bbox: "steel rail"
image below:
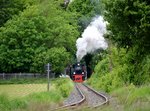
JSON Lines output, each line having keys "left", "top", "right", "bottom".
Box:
{"left": 50, "top": 83, "right": 86, "bottom": 111}
{"left": 50, "top": 83, "right": 109, "bottom": 111}
{"left": 82, "top": 83, "right": 109, "bottom": 107}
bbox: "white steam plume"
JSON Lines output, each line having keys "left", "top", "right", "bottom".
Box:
{"left": 76, "top": 16, "right": 108, "bottom": 62}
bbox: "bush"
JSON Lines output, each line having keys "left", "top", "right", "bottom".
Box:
{"left": 54, "top": 78, "right": 73, "bottom": 98}
{"left": 88, "top": 55, "right": 124, "bottom": 92}
{"left": 88, "top": 45, "right": 150, "bottom": 93}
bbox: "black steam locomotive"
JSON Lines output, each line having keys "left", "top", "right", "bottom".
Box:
{"left": 69, "top": 62, "right": 86, "bottom": 82}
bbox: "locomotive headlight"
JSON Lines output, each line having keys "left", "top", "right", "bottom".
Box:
{"left": 73, "top": 72, "right": 75, "bottom": 74}
{"left": 82, "top": 72, "right": 84, "bottom": 74}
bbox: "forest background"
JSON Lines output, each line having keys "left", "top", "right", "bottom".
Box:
{"left": 0, "top": 0, "right": 150, "bottom": 88}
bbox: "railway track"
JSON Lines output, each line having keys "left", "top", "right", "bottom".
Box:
{"left": 80, "top": 83, "right": 109, "bottom": 107}
{"left": 51, "top": 83, "right": 109, "bottom": 111}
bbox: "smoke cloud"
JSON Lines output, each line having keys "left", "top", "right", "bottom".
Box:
{"left": 76, "top": 16, "right": 108, "bottom": 62}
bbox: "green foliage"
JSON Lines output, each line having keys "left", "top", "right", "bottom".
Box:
{"left": 68, "top": 0, "right": 104, "bottom": 31}
{"left": 102, "top": 0, "right": 150, "bottom": 85}
{"left": 118, "top": 50, "right": 150, "bottom": 85}
{"left": 57, "top": 82, "right": 73, "bottom": 98}
{"left": 88, "top": 66, "right": 124, "bottom": 92}
{"left": 94, "top": 56, "right": 109, "bottom": 75}
{"left": 85, "top": 0, "right": 150, "bottom": 86}
{"left": 48, "top": 48, "right": 70, "bottom": 73}
{"left": 0, "top": 15, "right": 50, "bottom": 72}
{"left": 0, "top": 0, "right": 27, "bottom": 27}
{"left": 0, "top": 0, "right": 79, "bottom": 73}
{"left": 88, "top": 48, "right": 124, "bottom": 92}
{"left": 88, "top": 44, "right": 150, "bottom": 91}
{"left": 132, "top": 54, "right": 150, "bottom": 85}
{"left": 54, "top": 78, "right": 73, "bottom": 98}
{"left": 68, "top": 0, "right": 95, "bottom": 16}
{"left": 103, "top": 0, "right": 150, "bottom": 59}
{"left": 31, "top": 47, "right": 71, "bottom": 73}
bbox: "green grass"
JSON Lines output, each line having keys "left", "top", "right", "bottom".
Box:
{"left": 0, "top": 78, "right": 47, "bottom": 84}
{"left": 0, "top": 84, "right": 48, "bottom": 98}
{"left": 111, "top": 84, "right": 150, "bottom": 104}
{"left": 0, "top": 94, "right": 28, "bottom": 111}
{"left": 110, "top": 84, "right": 150, "bottom": 111}
{"left": 0, "top": 78, "right": 73, "bottom": 111}
{"left": 27, "top": 91, "right": 62, "bottom": 103}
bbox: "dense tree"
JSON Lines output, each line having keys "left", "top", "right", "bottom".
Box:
{"left": 67, "top": 0, "right": 103, "bottom": 31}
{"left": 103, "top": 0, "right": 150, "bottom": 56}
{"left": 31, "top": 47, "right": 70, "bottom": 73}
{"left": 0, "top": 0, "right": 79, "bottom": 73}
{"left": 102, "top": 0, "right": 150, "bottom": 84}
{"left": 0, "top": 0, "right": 27, "bottom": 27}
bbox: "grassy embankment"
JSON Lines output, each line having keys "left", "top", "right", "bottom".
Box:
{"left": 86, "top": 47, "right": 150, "bottom": 111}
{"left": 0, "top": 78, "right": 73, "bottom": 111}
{"left": 109, "top": 84, "right": 150, "bottom": 111}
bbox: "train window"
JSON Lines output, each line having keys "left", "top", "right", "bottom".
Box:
{"left": 76, "top": 66, "right": 81, "bottom": 70}
{"left": 75, "top": 66, "right": 82, "bottom": 74}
